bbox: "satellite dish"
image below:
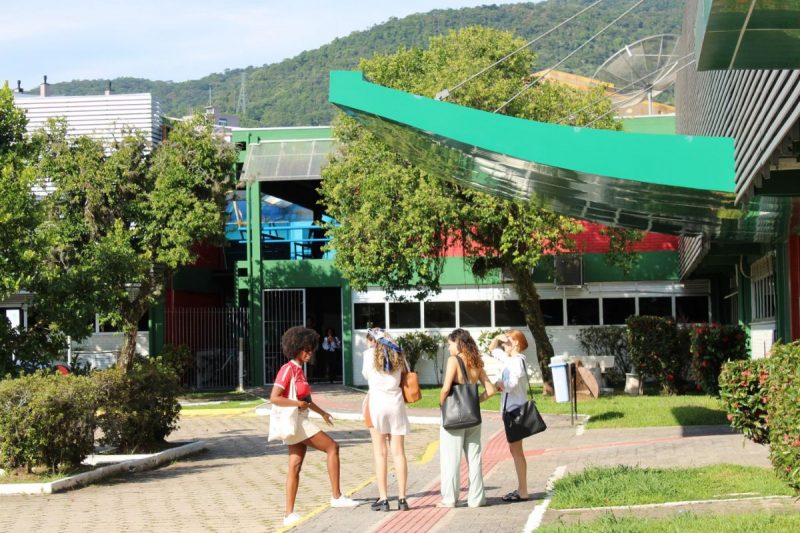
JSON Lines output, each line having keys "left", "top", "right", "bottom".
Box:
{"left": 593, "top": 34, "right": 680, "bottom": 115}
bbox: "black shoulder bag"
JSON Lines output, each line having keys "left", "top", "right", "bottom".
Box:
{"left": 441, "top": 355, "right": 482, "bottom": 430}
{"left": 502, "top": 358, "right": 547, "bottom": 442}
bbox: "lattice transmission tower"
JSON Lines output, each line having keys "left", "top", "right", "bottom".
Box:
{"left": 235, "top": 72, "right": 247, "bottom": 118}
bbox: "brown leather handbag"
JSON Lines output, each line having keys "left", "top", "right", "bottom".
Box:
{"left": 401, "top": 360, "right": 422, "bottom": 403}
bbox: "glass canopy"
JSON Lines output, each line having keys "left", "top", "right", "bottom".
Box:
{"left": 242, "top": 138, "right": 332, "bottom": 182}
{"left": 328, "top": 71, "right": 785, "bottom": 243}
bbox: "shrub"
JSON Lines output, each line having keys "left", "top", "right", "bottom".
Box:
{"left": 397, "top": 331, "right": 440, "bottom": 372}
{"left": 0, "top": 372, "right": 97, "bottom": 473}
{"left": 578, "top": 326, "right": 630, "bottom": 385}
{"left": 0, "top": 319, "right": 66, "bottom": 377}
{"left": 690, "top": 324, "right": 749, "bottom": 394}
{"left": 626, "top": 316, "right": 689, "bottom": 393}
{"left": 719, "top": 359, "right": 769, "bottom": 445}
{"left": 765, "top": 342, "right": 800, "bottom": 492}
{"left": 93, "top": 357, "right": 181, "bottom": 452}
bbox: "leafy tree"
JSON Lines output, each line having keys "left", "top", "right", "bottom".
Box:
{"left": 31, "top": 116, "right": 237, "bottom": 371}
{"left": 320, "top": 27, "right": 622, "bottom": 382}
{"left": 0, "top": 83, "right": 40, "bottom": 301}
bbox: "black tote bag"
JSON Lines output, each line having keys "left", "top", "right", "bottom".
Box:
{"left": 441, "top": 355, "right": 482, "bottom": 430}
{"left": 502, "top": 358, "right": 547, "bottom": 443}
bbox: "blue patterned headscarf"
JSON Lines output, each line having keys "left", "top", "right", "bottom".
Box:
{"left": 367, "top": 327, "right": 403, "bottom": 352}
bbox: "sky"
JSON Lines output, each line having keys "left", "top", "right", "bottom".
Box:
{"left": 3, "top": 0, "right": 533, "bottom": 90}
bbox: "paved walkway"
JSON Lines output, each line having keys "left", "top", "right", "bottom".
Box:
{"left": 1, "top": 385, "right": 796, "bottom": 532}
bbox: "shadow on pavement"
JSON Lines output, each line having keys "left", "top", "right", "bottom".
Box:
{"left": 671, "top": 405, "right": 730, "bottom": 436}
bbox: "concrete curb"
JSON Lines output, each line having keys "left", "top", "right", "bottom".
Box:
{"left": 0, "top": 440, "right": 207, "bottom": 495}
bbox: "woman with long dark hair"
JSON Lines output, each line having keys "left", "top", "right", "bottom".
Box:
{"left": 362, "top": 328, "right": 410, "bottom": 511}
{"left": 438, "top": 328, "right": 496, "bottom": 508}
{"left": 270, "top": 326, "right": 358, "bottom": 527}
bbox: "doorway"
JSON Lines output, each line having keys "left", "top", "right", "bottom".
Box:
{"left": 304, "top": 287, "right": 343, "bottom": 383}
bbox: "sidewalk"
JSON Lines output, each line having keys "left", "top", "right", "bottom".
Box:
{"left": 1, "top": 385, "right": 795, "bottom": 532}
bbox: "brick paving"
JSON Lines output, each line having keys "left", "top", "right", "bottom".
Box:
{"left": 2, "top": 385, "right": 797, "bottom": 532}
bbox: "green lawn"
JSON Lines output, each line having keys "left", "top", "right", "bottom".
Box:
{"left": 407, "top": 386, "right": 728, "bottom": 428}
{"left": 550, "top": 465, "right": 793, "bottom": 509}
{"left": 537, "top": 511, "right": 800, "bottom": 533}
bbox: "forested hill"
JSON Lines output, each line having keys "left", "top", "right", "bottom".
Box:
{"left": 46, "top": 0, "right": 683, "bottom": 127}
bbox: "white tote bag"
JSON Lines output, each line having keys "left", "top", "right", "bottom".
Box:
{"left": 268, "top": 374, "right": 300, "bottom": 442}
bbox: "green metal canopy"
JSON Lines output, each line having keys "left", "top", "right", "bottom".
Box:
{"left": 695, "top": 0, "right": 800, "bottom": 70}
{"left": 328, "top": 71, "right": 784, "bottom": 242}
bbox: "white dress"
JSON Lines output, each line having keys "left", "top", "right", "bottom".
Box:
{"left": 361, "top": 348, "right": 410, "bottom": 435}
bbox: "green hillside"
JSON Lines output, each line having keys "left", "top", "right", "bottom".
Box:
{"left": 46, "top": 0, "right": 683, "bottom": 126}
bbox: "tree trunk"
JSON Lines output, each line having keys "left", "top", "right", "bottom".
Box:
{"left": 509, "top": 265, "right": 554, "bottom": 385}
{"left": 117, "top": 322, "right": 138, "bottom": 372}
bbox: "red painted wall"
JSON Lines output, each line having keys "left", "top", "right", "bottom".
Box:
{"left": 442, "top": 222, "right": 678, "bottom": 256}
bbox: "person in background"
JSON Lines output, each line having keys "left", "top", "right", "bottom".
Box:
{"left": 322, "top": 327, "right": 342, "bottom": 382}
{"left": 362, "top": 328, "right": 411, "bottom": 511}
{"left": 438, "top": 328, "right": 496, "bottom": 508}
{"left": 270, "top": 326, "right": 359, "bottom": 527}
{"left": 488, "top": 329, "right": 532, "bottom": 502}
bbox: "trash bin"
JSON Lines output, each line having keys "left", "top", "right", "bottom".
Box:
{"left": 549, "top": 361, "right": 570, "bottom": 403}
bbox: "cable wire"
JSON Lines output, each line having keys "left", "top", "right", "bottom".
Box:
{"left": 494, "top": 0, "right": 646, "bottom": 113}
{"left": 434, "top": 0, "right": 606, "bottom": 101}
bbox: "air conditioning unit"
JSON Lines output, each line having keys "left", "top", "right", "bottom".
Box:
{"left": 554, "top": 255, "right": 582, "bottom": 288}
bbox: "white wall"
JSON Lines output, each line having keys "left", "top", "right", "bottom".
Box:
{"left": 72, "top": 332, "right": 149, "bottom": 356}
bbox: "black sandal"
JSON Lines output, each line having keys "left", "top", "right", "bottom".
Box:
{"left": 371, "top": 499, "right": 390, "bottom": 512}
{"left": 501, "top": 490, "right": 529, "bottom": 502}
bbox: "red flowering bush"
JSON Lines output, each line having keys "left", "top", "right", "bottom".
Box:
{"left": 719, "top": 359, "right": 769, "bottom": 444}
{"left": 690, "top": 324, "right": 749, "bottom": 394}
{"left": 765, "top": 342, "right": 800, "bottom": 492}
{"left": 626, "top": 316, "right": 689, "bottom": 394}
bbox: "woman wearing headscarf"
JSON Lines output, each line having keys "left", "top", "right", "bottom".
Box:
{"left": 362, "top": 328, "right": 411, "bottom": 511}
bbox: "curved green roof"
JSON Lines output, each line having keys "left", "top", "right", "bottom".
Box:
{"left": 328, "top": 71, "right": 784, "bottom": 241}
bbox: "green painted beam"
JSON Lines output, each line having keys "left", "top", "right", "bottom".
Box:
{"left": 328, "top": 71, "right": 753, "bottom": 240}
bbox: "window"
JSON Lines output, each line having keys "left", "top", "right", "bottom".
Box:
{"left": 354, "top": 303, "right": 385, "bottom": 329}
{"left": 751, "top": 254, "right": 775, "bottom": 321}
{"left": 389, "top": 302, "right": 421, "bottom": 329}
{"left": 639, "top": 297, "right": 672, "bottom": 317}
{"left": 495, "top": 300, "right": 526, "bottom": 327}
{"left": 459, "top": 301, "right": 491, "bottom": 327}
{"left": 675, "top": 296, "right": 709, "bottom": 323}
{"left": 567, "top": 299, "right": 599, "bottom": 325}
{"left": 3, "top": 308, "right": 22, "bottom": 328}
{"left": 540, "top": 299, "right": 564, "bottom": 326}
{"left": 602, "top": 298, "right": 635, "bottom": 325}
{"left": 424, "top": 302, "right": 456, "bottom": 328}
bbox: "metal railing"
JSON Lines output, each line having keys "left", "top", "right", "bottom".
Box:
{"left": 166, "top": 307, "right": 249, "bottom": 390}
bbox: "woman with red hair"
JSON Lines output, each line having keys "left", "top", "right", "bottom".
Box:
{"left": 488, "top": 329, "right": 533, "bottom": 502}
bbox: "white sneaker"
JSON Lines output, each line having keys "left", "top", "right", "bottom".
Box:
{"left": 282, "top": 513, "right": 301, "bottom": 527}
{"left": 330, "top": 495, "right": 359, "bottom": 508}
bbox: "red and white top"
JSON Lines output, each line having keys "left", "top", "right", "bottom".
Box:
{"left": 274, "top": 360, "right": 311, "bottom": 399}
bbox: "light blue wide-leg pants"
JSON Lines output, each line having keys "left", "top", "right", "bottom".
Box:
{"left": 439, "top": 424, "right": 485, "bottom": 507}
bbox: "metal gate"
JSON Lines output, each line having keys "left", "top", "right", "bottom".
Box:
{"left": 263, "top": 289, "right": 305, "bottom": 384}
{"left": 166, "top": 307, "right": 249, "bottom": 390}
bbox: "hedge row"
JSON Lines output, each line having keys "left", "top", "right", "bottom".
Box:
{"left": 720, "top": 341, "right": 800, "bottom": 492}
{"left": 0, "top": 357, "right": 181, "bottom": 473}
{"left": 625, "top": 317, "right": 748, "bottom": 394}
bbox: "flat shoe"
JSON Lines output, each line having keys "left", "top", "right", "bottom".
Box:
{"left": 370, "top": 499, "right": 390, "bottom": 512}
{"left": 501, "top": 490, "right": 529, "bottom": 502}
{"left": 436, "top": 501, "right": 455, "bottom": 508}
